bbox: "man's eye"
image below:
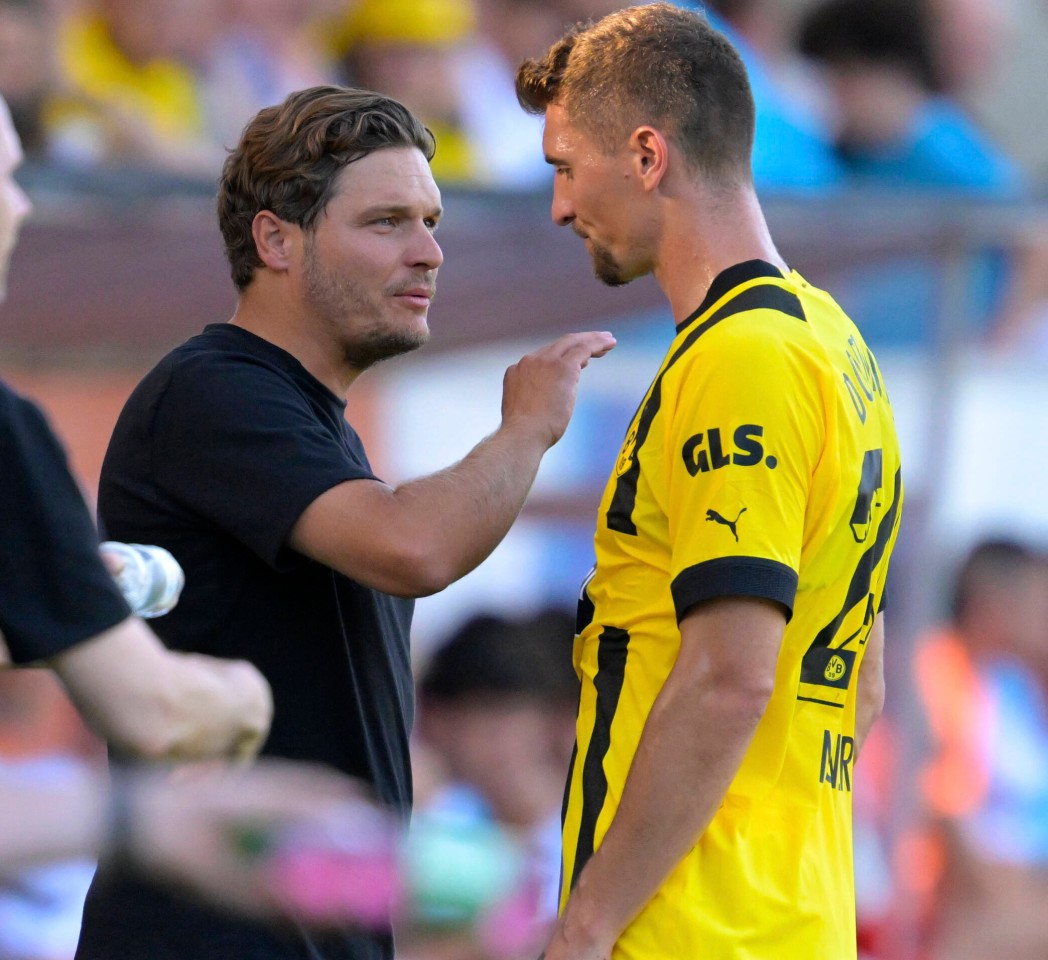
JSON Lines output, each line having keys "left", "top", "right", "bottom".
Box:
{"left": 424, "top": 218, "right": 439, "bottom": 231}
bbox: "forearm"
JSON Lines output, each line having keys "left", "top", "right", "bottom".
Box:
{"left": 854, "top": 613, "right": 886, "bottom": 759}
{"left": 555, "top": 677, "right": 768, "bottom": 954}
{"left": 52, "top": 618, "right": 272, "bottom": 762}
{"left": 387, "top": 421, "right": 550, "bottom": 592}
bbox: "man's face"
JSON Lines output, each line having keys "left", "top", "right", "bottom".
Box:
{"left": 299, "top": 146, "right": 443, "bottom": 369}
{"left": 542, "top": 102, "right": 649, "bottom": 287}
{"left": 0, "top": 101, "right": 32, "bottom": 302}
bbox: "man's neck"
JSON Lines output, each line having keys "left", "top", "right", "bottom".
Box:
{"left": 653, "top": 186, "right": 787, "bottom": 325}
{"left": 229, "top": 286, "right": 361, "bottom": 398}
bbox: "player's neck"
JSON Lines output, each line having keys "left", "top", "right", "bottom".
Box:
{"left": 654, "top": 186, "right": 786, "bottom": 325}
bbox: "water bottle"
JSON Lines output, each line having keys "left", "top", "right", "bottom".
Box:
{"left": 99, "top": 541, "right": 185, "bottom": 618}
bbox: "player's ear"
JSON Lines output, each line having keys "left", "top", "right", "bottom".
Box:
{"left": 252, "top": 211, "right": 297, "bottom": 272}
{"left": 629, "top": 126, "right": 669, "bottom": 192}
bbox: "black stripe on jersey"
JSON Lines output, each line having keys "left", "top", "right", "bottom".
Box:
{"left": 804, "top": 468, "right": 903, "bottom": 656}
{"left": 798, "top": 695, "right": 845, "bottom": 709}
{"left": 606, "top": 280, "right": 806, "bottom": 536}
{"left": 675, "top": 260, "right": 792, "bottom": 334}
{"left": 671, "top": 556, "right": 798, "bottom": 622}
{"left": 571, "top": 626, "right": 630, "bottom": 890}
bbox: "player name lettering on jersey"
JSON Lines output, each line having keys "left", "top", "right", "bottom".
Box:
{"left": 681, "top": 424, "right": 778, "bottom": 476}
{"left": 819, "top": 730, "right": 855, "bottom": 792}
{"left": 841, "top": 336, "right": 884, "bottom": 425}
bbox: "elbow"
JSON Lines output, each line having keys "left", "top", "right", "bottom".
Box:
{"left": 711, "top": 672, "right": 775, "bottom": 729}
{"left": 370, "top": 543, "right": 462, "bottom": 598}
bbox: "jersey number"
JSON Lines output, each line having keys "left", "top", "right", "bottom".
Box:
{"left": 850, "top": 448, "right": 883, "bottom": 544}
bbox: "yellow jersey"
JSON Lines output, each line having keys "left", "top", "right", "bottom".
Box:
{"left": 563, "top": 260, "right": 903, "bottom": 959}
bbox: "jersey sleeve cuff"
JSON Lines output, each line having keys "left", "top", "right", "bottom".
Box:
{"left": 671, "top": 557, "right": 798, "bottom": 622}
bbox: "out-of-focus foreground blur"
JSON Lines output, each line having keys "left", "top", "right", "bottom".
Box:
{"left": 3, "top": 1, "right": 1048, "bottom": 958}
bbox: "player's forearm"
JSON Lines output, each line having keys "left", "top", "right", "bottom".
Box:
{"left": 554, "top": 675, "right": 770, "bottom": 955}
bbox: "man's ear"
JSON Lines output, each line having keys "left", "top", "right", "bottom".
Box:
{"left": 251, "top": 210, "right": 298, "bottom": 272}
{"left": 629, "top": 125, "right": 669, "bottom": 192}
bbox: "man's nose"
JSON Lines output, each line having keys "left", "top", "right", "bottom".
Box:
{"left": 410, "top": 225, "right": 443, "bottom": 270}
{"left": 551, "top": 182, "right": 575, "bottom": 227}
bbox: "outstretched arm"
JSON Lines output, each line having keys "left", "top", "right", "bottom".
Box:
{"left": 545, "top": 597, "right": 785, "bottom": 960}
{"left": 289, "top": 331, "right": 615, "bottom": 597}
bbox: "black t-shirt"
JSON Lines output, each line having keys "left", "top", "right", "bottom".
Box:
{"left": 79, "top": 325, "right": 413, "bottom": 960}
{"left": 0, "top": 380, "right": 129, "bottom": 662}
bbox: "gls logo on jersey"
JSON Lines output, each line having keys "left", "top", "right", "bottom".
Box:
{"left": 681, "top": 424, "right": 778, "bottom": 476}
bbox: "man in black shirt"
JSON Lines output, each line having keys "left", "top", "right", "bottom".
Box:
{"left": 78, "top": 86, "right": 614, "bottom": 959}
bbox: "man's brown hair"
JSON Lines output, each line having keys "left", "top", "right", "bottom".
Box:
{"left": 515, "top": 3, "right": 755, "bottom": 185}
{"left": 218, "top": 85, "right": 435, "bottom": 291}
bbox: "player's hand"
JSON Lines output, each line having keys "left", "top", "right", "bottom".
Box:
{"left": 501, "top": 331, "right": 616, "bottom": 448}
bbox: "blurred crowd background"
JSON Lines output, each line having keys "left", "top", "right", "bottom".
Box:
{"left": 3, "top": 0, "right": 1048, "bottom": 958}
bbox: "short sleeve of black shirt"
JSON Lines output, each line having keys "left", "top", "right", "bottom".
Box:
{"left": 115, "top": 326, "right": 374, "bottom": 568}
{"left": 0, "top": 381, "right": 130, "bottom": 664}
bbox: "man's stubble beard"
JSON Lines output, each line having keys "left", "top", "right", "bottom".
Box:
{"left": 303, "top": 242, "right": 430, "bottom": 370}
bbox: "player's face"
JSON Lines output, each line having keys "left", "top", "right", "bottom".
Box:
{"left": 0, "top": 102, "right": 32, "bottom": 303}
{"left": 300, "top": 146, "right": 443, "bottom": 369}
{"left": 542, "top": 102, "right": 649, "bottom": 287}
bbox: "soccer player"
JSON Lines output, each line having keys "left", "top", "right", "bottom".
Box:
{"left": 77, "top": 86, "right": 613, "bottom": 960}
{"left": 515, "top": 5, "right": 903, "bottom": 958}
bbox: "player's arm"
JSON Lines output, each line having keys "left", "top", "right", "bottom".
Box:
{"left": 544, "top": 597, "right": 785, "bottom": 960}
{"left": 289, "top": 331, "right": 614, "bottom": 597}
{"left": 855, "top": 611, "right": 885, "bottom": 760}
{"left": 49, "top": 616, "right": 273, "bottom": 763}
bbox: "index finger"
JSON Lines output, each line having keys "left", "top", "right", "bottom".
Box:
{"left": 550, "top": 330, "right": 617, "bottom": 361}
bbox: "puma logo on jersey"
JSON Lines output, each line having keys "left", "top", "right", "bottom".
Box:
{"left": 705, "top": 507, "right": 747, "bottom": 542}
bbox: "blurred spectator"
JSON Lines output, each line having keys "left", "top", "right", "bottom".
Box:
{"left": 453, "top": 0, "right": 563, "bottom": 188}
{"left": 908, "top": 539, "right": 1048, "bottom": 960}
{"left": 337, "top": 0, "right": 478, "bottom": 183}
{"left": 676, "top": 0, "right": 844, "bottom": 193}
{"left": 417, "top": 609, "right": 578, "bottom": 933}
{"left": 797, "top": 0, "right": 1024, "bottom": 350}
{"left": 702, "top": 0, "right": 838, "bottom": 160}
{"left": 45, "top": 0, "right": 223, "bottom": 174}
{"left": 798, "top": 0, "right": 1022, "bottom": 192}
{"left": 0, "top": 0, "right": 57, "bottom": 158}
{"left": 202, "top": 0, "right": 340, "bottom": 150}
{"left": 925, "top": 0, "right": 1015, "bottom": 101}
